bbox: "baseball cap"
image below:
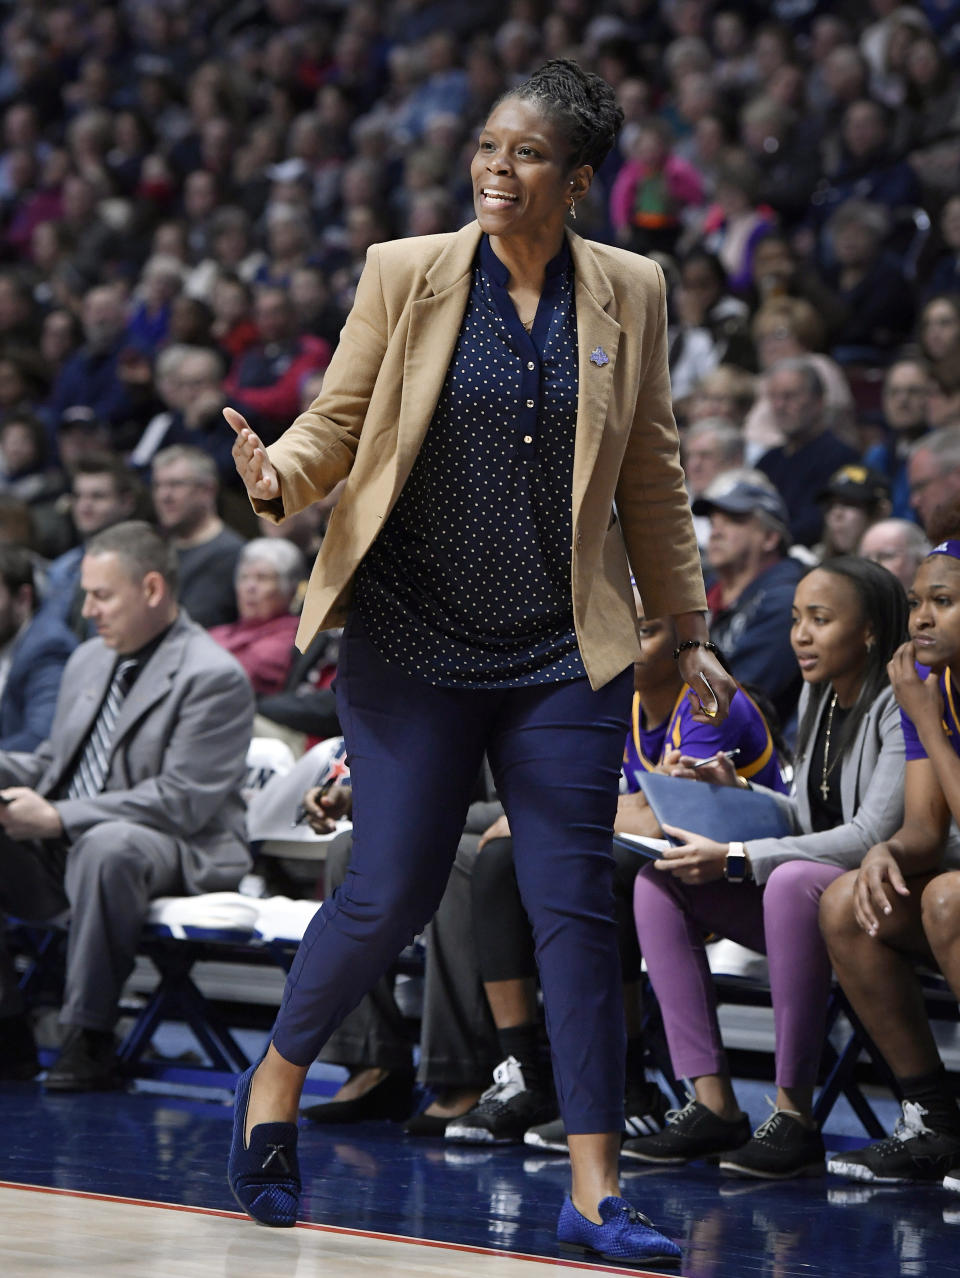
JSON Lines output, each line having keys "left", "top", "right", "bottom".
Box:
{"left": 816, "top": 464, "right": 891, "bottom": 506}
{"left": 692, "top": 476, "right": 790, "bottom": 529}
{"left": 59, "top": 405, "right": 107, "bottom": 433}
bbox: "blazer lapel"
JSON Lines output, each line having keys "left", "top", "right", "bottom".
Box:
{"left": 393, "top": 224, "right": 481, "bottom": 487}
{"left": 110, "top": 622, "right": 184, "bottom": 747}
{"left": 568, "top": 233, "right": 622, "bottom": 526}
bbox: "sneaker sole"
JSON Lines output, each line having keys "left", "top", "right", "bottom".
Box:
{"left": 558, "top": 1241, "right": 681, "bottom": 1267}
{"left": 944, "top": 1174, "right": 960, "bottom": 1192}
{"left": 523, "top": 1132, "right": 568, "bottom": 1153}
{"left": 718, "top": 1157, "right": 825, "bottom": 1180}
{"left": 444, "top": 1126, "right": 517, "bottom": 1145}
{"left": 826, "top": 1157, "right": 917, "bottom": 1185}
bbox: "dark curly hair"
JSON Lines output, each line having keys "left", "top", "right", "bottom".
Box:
{"left": 498, "top": 58, "right": 624, "bottom": 173}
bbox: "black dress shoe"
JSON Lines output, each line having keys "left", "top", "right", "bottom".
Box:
{"left": 44, "top": 1027, "right": 123, "bottom": 1093}
{"left": 0, "top": 1012, "right": 39, "bottom": 1081}
{"left": 402, "top": 1111, "right": 453, "bottom": 1138}
{"left": 301, "top": 1070, "right": 416, "bottom": 1124}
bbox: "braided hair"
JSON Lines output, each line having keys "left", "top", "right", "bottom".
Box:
{"left": 499, "top": 59, "right": 624, "bottom": 173}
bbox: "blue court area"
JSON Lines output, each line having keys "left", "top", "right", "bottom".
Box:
{"left": 1, "top": 1028, "right": 959, "bottom": 1278}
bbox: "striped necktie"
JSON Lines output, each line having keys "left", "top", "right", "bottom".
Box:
{"left": 66, "top": 658, "right": 138, "bottom": 800}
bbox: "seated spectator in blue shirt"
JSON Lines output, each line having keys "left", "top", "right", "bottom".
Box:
{"left": 46, "top": 286, "right": 152, "bottom": 452}
{"left": 756, "top": 358, "right": 859, "bottom": 547}
{"left": 863, "top": 358, "right": 933, "bottom": 520}
{"left": 822, "top": 200, "right": 916, "bottom": 364}
{"left": 814, "top": 99, "right": 921, "bottom": 233}
{"left": 695, "top": 472, "right": 806, "bottom": 729}
{"left": 0, "top": 543, "right": 77, "bottom": 750}
{"left": 39, "top": 452, "right": 140, "bottom": 640}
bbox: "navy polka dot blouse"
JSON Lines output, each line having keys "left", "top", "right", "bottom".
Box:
{"left": 353, "top": 235, "right": 586, "bottom": 688}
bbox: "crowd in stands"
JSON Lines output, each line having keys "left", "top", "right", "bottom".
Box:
{"left": 2, "top": 0, "right": 960, "bottom": 1198}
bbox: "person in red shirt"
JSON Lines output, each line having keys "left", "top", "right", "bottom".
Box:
{"left": 209, "top": 537, "right": 304, "bottom": 695}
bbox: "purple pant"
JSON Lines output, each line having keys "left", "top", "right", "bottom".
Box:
{"left": 633, "top": 859, "right": 844, "bottom": 1089}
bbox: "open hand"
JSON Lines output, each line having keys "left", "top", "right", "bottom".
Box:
{"left": 224, "top": 407, "right": 280, "bottom": 501}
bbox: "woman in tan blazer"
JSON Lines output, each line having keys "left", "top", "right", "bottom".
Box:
{"left": 226, "top": 59, "right": 733, "bottom": 1265}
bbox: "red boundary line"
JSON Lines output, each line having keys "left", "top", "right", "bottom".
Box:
{"left": 0, "top": 1181, "right": 676, "bottom": 1277}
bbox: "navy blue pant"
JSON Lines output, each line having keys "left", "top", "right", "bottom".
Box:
{"left": 272, "top": 615, "right": 633, "bottom": 1134}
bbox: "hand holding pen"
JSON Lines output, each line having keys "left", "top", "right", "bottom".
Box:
{"left": 663, "top": 747, "right": 741, "bottom": 786}
{"left": 293, "top": 781, "right": 353, "bottom": 832}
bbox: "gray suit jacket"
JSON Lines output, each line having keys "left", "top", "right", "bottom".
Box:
{"left": 747, "top": 684, "right": 905, "bottom": 885}
{"left": 0, "top": 612, "right": 255, "bottom": 893}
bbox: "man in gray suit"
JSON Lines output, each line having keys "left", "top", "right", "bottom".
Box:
{"left": 0, "top": 521, "right": 254, "bottom": 1090}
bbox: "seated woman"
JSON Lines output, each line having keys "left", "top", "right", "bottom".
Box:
{"left": 209, "top": 537, "right": 304, "bottom": 696}
{"left": 444, "top": 608, "right": 788, "bottom": 1150}
{"left": 822, "top": 507, "right": 960, "bottom": 1187}
{"left": 628, "top": 557, "right": 908, "bottom": 1179}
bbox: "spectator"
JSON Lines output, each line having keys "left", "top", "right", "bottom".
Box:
{"left": 822, "top": 199, "right": 916, "bottom": 363}
{"left": 817, "top": 464, "right": 892, "bottom": 558}
{"left": 747, "top": 232, "right": 846, "bottom": 343}
{"left": 699, "top": 151, "right": 776, "bottom": 294}
{"left": 51, "top": 405, "right": 115, "bottom": 477}
{"left": 858, "top": 517, "right": 931, "bottom": 592}
{"left": 0, "top": 521, "right": 253, "bottom": 1089}
{"left": 668, "top": 250, "right": 754, "bottom": 406}
{"left": 209, "top": 538, "right": 304, "bottom": 696}
{"left": 0, "top": 543, "right": 76, "bottom": 751}
{"left": 129, "top": 345, "right": 234, "bottom": 484}
{"left": 814, "top": 98, "right": 920, "bottom": 230}
{"left": 863, "top": 357, "right": 934, "bottom": 519}
{"left": 917, "top": 294, "right": 960, "bottom": 387}
{"left": 683, "top": 417, "right": 745, "bottom": 551}
{"left": 39, "top": 452, "right": 140, "bottom": 639}
{"left": 609, "top": 118, "right": 704, "bottom": 256}
{"left": 223, "top": 286, "right": 331, "bottom": 443}
{"left": 744, "top": 297, "right": 855, "bottom": 457}
{"left": 693, "top": 472, "right": 805, "bottom": 727}
{"left": 151, "top": 445, "right": 246, "bottom": 628}
{"left": 0, "top": 411, "right": 68, "bottom": 557}
{"left": 756, "top": 358, "right": 859, "bottom": 547}
{"left": 686, "top": 365, "right": 756, "bottom": 434}
{"left": 907, "top": 427, "right": 960, "bottom": 533}
{"left": 629, "top": 556, "right": 908, "bottom": 1179}
{"left": 45, "top": 285, "right": 144, "bottom": 450}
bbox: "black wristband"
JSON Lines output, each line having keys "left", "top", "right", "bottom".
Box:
{"left": 672, "top": 639, "right": 721, "bottom": 661}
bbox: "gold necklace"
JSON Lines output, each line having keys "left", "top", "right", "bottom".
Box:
{"left": 819, "top": 691, "right": 839, "bottom": 802}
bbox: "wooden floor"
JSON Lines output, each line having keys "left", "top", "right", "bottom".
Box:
{"left": 0, "top": 1183, "right": 651, "bottom": 1277}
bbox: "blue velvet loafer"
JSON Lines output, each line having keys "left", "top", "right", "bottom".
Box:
{"left": 557, "top": 1195, "right": 682, "bottom": 1266}
{"left": 228, "top": 1060, "right": 301, "bottom": 1227}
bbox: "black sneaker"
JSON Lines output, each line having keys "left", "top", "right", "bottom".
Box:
{"left": 621, "top": 1096, "right": 751, "bottom": 1164}
{"left": 524, "top": 1081, "right": 673, "bottom": 1154}
{"left": 719, "top": 1108, "right": 825, "bottom": 1179}
{"left": 827, "top": 1101, "right": 960, "bottom": 1184}
{"left": 43, "top": 1027, "right": 122, "bottom": 1093}
{"left": 444, "top": 1057, "right": 555, "bottom": 1145}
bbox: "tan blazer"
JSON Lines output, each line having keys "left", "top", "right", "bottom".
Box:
{"left": 256, "top": 221, "right": 706, "bottom": 689}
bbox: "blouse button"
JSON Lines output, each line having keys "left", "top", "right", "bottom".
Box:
{"left": 523, "top": 435, "right": 533, "bottom": 444}
{"left": 527, "top": 361, "right": 535, "bottom": 370}
{"left": 525, "top": 398, "right": 534, "bottom": 408}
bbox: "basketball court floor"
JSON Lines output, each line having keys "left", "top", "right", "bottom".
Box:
{"left": 1, "top": 1060, "right": 958, "bottom": 1278}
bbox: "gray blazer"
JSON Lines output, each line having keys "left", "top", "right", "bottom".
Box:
{"left": 0, "top": 612, "right": 255, "bottom": 893}
{"left": 747, "top": 683, "right": 905, "bottom": 885}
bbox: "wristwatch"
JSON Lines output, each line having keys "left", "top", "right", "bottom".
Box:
{"left": 724, "top": 841, "right": 750, "bottom": 883}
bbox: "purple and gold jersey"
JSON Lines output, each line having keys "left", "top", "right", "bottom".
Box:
{"left": 623, "top": 685, "right": 786, "bottom": 793}
{"left": 901, "top": 664, "right": 960, "bottom": 761}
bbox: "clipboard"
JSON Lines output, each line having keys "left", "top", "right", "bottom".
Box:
{"left": 636, "top": 772, "right": 792, "bottom": 845}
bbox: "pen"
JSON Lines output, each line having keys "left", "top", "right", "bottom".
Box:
{"left": 292, "top": 778, "right": 335, "bottom": 827}
{"left": 690, "top": 748, "right": 741, "bottom": 770}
